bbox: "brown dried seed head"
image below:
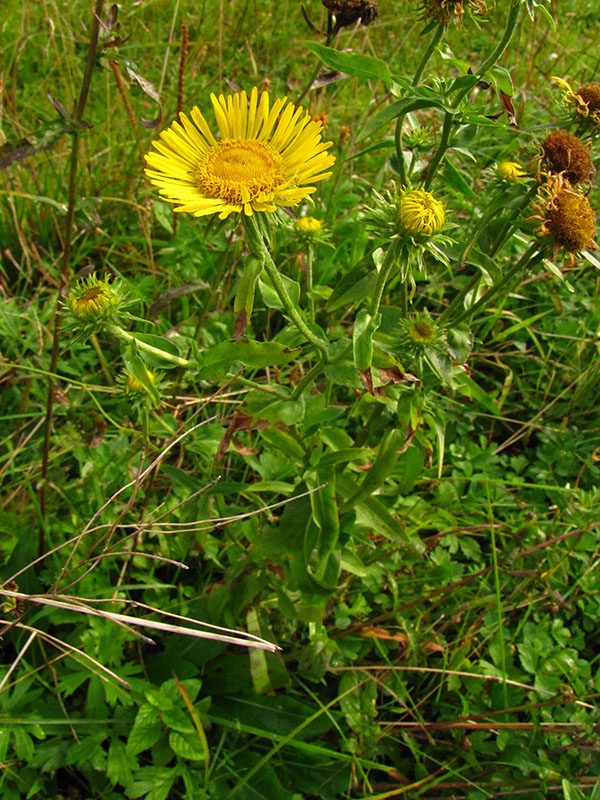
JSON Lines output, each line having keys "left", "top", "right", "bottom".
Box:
{"left": 547, "top": 190, "right": 596, "bottom": 253}
{"left": 541, "top": 130, "right": 594, "bottom": 184}
{"left": 577, "top": 83, "right": 600, "bottom": 114}
{"left": 420, "top": 0, "right": 487, "bottom": 25}
{"left": 322, "top": 0, "right": 379, "bottom": 27}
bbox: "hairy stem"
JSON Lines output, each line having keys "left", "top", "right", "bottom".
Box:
{"left": 40, "top": 0, "right": 105, "bottom": 557}
{"left": 243, "top": 216, "right": 329, "bottom": 359}
{"left": 109, "top": 325, "right": 192, "bottom": 368}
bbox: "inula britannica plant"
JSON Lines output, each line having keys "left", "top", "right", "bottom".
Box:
{"left": 3, "top": 1, "right": 600, "bottom": 798}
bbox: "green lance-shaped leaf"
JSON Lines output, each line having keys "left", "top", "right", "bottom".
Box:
{"left": 196, "top": 339, "right": 299, "bottom": 379}
{"left": 258, "top": 270, "right": 300, "bottom": 312}
{"left": 121, "top": 341, "right": 161, "bottom": 407}
{"left": 340, "top": 428, "right": 404, "bottom": 512}
{"left": 353, "top": 309, "right": 380, "bottom": 372}
{"left": 326, "top": 259, "right": 377, "bottom": 313}
{"left": 304, "top": 42, "right": 393, "bottom": 86}
{"left": 356, "top": 97, "right": 448, "bottom": 143}
{"left": 304, "top": 468, "right": 341, "bottom": 590}
{"left": 234, "top": 255, "right": 265, "bottom": 336}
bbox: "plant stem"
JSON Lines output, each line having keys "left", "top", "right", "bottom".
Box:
{"left": 291, "top": 354, "right": 325, "bottom": 400}
{"left": 454, "top": 0, "right": 522, "bottom": 107}
{"left": 109, "top": 325, "right": 192, "bottom": 368}
{"left": 394, "top": 118, "right": 408, "bottom": 187}
{"left": 235, "top": 375, "right": 289, "bottom": 398}
{"left": 243, "top": 216, "right": 329, "bottom": 359}
{"left": 413, "top": 23, "right": 445, "bottom": 86}
{"left": 306, "top": 242, "right": 315, "bottom": 324}
{"left": 39, "top": 0, "right": 105, "bottom": 557}
{"left": 452, "top": 243, "right": 543, "bottom": 327}
{"left": 394, "top": 23, "right": 446, "bottom": 187}
{"left": 440, "top": 184, "right": 539, "bottom": 326}
{"left": 421, "top": 0, "right": 521, "bottom": 197}
{"left": 424, "top": 110, "right": 453, "bottom": 190}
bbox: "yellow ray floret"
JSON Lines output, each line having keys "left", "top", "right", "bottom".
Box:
{"left": 145, "top": 88, "right": 336, "bottom": 220}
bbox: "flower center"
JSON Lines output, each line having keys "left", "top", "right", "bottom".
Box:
{"left": 409, "top": 320, "right": 435, "bottom": 343}
{"left": 73, "top": 287, "right": 111, "bottom": 316}
{"left": 196, "top": 140, "right": 285, "bottom": 205}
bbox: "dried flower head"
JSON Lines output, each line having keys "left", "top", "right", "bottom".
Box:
{"left": 541, "top": 130, "right": 594, "bottom": 184}
{"left": 419, "top": 0, "right": 487, "bottom": 25}
{"left": 313, "top": 112, "right": 328, "bottom": 129}
{"left": 398, "top": 189, "right": 445, "bottom": 237}
{"left": 322, "top": 0, "right": 379, "bottom": 30}
{"left": 496, "top": 161, "right": 526, "bottom": 183}
{"left": 534, "top": 179, "right": 596, "bottom": 263}
{"left": 145, "top": 88, "right": 335, "bottom": 219}
{"left": 545, "top": 190, "right": 596, "bottom": 254}
{"left": 552, "top": 77, "right": 600, "bottom": 128}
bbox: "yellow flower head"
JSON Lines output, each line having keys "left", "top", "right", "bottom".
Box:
{"left": 67, "top": 274, "right": 119, "bottom": 320}
{"left": 295, "top": 216, "right": 323, "bottom": 234}
{"left": 145, "top": 88, "right": 336, "bottom": 220}
{"left": 398, "top": 189, "right": 445, "bottom": 237}
{"left": 497, "top": 161, "right": 526, "bottom": 183}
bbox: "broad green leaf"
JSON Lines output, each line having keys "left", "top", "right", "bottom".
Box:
{"left": 234, "top": 255, "right": 264, "bottom": 317}
{"left": 258, "top": 270, "right": 300, "bottom": 311}
{"left": 304, "top": 42, "right": 392, "bottom": 86}
{"left": 127, "top": 705, "right": 162, "bottom": 755}
{"left": 489, "top": 64, "right": 514, "bottom": 96}
{"left": 125, "top": 767, "right": 175, "bottom": 800}
{"left": 340, "top": 428, "right": 404, "bottom": 511}
{"left": 196, "top": 339, "right": 299, "bottom": 378}
{"left": 107, "top": 738, "right": 138, "bottom": 787}
{"left": 353, "top": 309, "right": 380, "bottom": 372}
{"left": 168, "top": 731, "right": 205, "bottom": 760}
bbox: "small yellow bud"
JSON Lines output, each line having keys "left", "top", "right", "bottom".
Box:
{"left": 295, "top": 216, "right": 323, "bottom": 235}
{"left": 67, "top": 276, "right": 117, "bottom": 320}
{"left": 126, "top": 370, "right": 155, "bottom": 394}
{"left": 398, "top": 189, "right": 445, "bottom": 237}
{"left": 497, "top": 161, "right": 526, "bottom": 183}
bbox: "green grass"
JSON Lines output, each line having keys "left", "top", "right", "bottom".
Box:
{"left": 1, "top": 1, "right": 600, "bottom": 798}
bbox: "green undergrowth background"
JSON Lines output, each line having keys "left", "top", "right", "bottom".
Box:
{"left": 1, "top": 1, "right": 600, "bottom": 798}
